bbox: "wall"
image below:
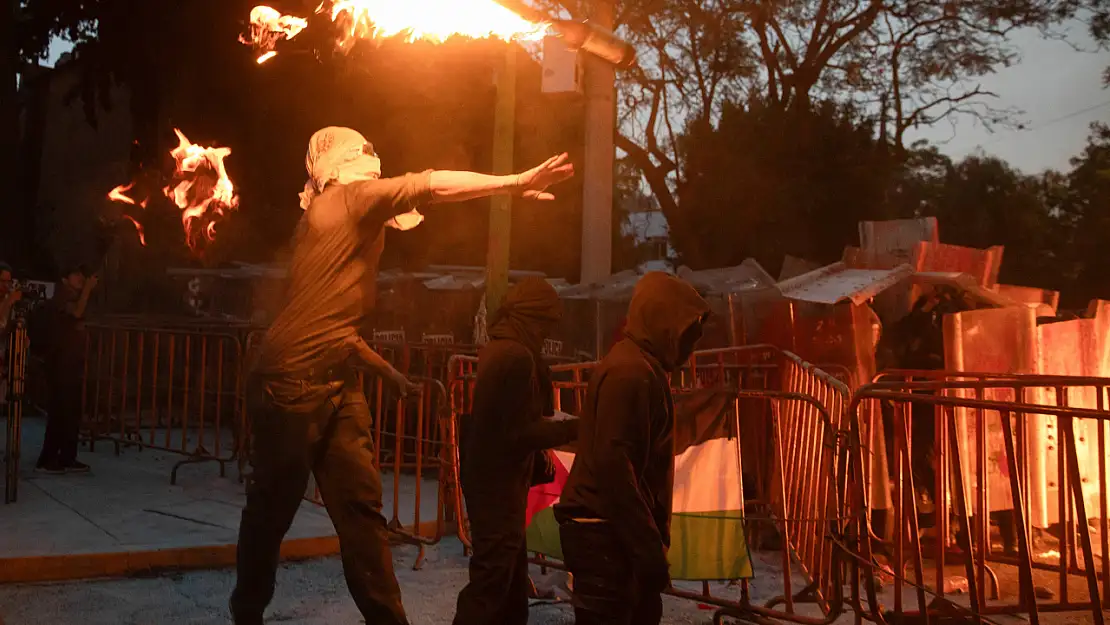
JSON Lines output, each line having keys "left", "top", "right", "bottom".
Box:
{"left": 26, "top": 61, "right": 134, "bottom": 277}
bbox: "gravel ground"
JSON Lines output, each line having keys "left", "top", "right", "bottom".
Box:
{"left": 0, "top": 540, "right": 728, "bottom": 625}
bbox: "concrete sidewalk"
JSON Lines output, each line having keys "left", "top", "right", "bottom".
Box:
{"left": 0, "top": 415, "right": 442, "bottom": 583}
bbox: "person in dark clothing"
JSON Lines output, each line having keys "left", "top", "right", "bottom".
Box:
{"left": 231, "top": 126, "right": 574, "bottom": 625}
{"left": 555, "top": 272, "right": 710, "bottom": 625}
{"left": 34, "top": 266, "right": 98, "bottom": 475}
{"left": 452, "top": 277, "right": 579, "bottom": 625}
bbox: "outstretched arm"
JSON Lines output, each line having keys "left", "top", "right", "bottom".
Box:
{"left": 428, "top": 153, "right": 573, "bottom": 204}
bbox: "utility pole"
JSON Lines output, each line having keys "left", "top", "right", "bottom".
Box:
{"left": 484, "top": 1, "right": 633, "bottom": 299}
{"left": 485, "top": 43, "right": 517, "bottom": 315}
{"left": 579, "top": 0, "right": 616, "bottom": 285}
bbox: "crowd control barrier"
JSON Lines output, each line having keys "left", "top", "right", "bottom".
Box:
{"left": 52, "top": 317, "right": 1110, "bottom": 625}
{"left": 80, "top": 324, "right": 247, "bottom": 484}
{"left": 676, "top": 346, "right": 854, "bottom": 623}
{"left": 448, "top": 345, "right": 856, "bottom": 623}
{"left": 295, "top": 361, "right": 455, "bottom": 570}
{"left": 4, "top": 319, "right": 28, "bottom": 504}
{"left": 846, "top": 373, "right": 1110, "bottom": 625}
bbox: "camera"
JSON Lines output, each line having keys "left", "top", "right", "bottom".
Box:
{"left": 8, "top": 280, "right": 51, "bottom": 318}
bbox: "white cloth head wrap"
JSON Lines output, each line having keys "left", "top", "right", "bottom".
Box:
{"left": 298, "top": 126, "right": 424, "bottom": 231}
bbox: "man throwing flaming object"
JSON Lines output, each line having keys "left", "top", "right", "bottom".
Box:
{"left": 230, "top": 126, "right": 574, "bottom": 625}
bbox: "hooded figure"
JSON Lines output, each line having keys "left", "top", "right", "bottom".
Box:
{"left": 453, "top": 277, "right": 579, "bottom": 625}
{"left": 555, "top": 272, "right": 710, "bottom": 625}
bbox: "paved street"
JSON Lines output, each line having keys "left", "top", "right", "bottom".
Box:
{"left": 0, "top": 543, "right": 730, "bottom": 625}
{"left": 0, "top": 417, "right": 1101, "bottom": 625}
{"left": 0, "top": 415, "right": 735, "bottom": 624}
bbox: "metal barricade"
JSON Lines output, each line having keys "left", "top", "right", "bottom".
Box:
{"left": 447, "top": 345, "right": 855, "bottom": 623}
{"left": 4, "top": 320, "right": 28, "bottom": 504}
{"left": 551, "top": 361, "right": 595, "bottom": 416}
{"left": 422, "top": 333, "right": 454, "bottom": 345}
{"left": 446, "top": 357, "right": 593, "bottom": 551}
{"left": 847, "top": 374, "right": 1110, "bottom": 625}
{"left": 678, "top": 346, "right": 853, "bottom": 623}
{"left": 372, "top": 377, "right": 451, "bottom": 570}
{"left": 446, "top": 354, "right": 480, "bottom": 548}
{"left": 81, "top": 324, "right": 247, "bottom": 484}
{"left": 757, "top": 354, "right": 851, "bottom": 623}
{"left": 682, "top": 345, "right": 780, "bottom": 534}
{"left": 295, "top": 349, "right": 455, "bottom": 570}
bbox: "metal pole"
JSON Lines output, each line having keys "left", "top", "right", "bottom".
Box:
{"left": 5, "top": 319, "right": 26, "bottom": 504}
{"left": 579, "top": 0, "right": 615, "bottom": 285}
{"left": 485, "top": 43, "right": 517, "bottom": 315}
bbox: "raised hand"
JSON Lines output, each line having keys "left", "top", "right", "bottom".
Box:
{"left": 517, "top": 153, "right": 574, "bottom": 201}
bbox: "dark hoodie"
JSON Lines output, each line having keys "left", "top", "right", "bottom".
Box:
{"left": 454, "top": 278, "right": 581, "bottom": 625}
{"left": 462, "top": 277, "right": 578, "bottom": 481}
{"left": 555, "top": 272, "right": 710, "bottom": 578}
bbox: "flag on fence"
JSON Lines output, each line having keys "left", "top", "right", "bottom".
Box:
{"left": 525, "top": 389, "right": 754, "bottom": 581}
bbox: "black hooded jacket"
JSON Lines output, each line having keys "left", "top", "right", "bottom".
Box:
{"left": 461, "top": 278, "right": 578, "bottom": 487}
{"left": 555, "top": 272, "right": 710, "bottom": 573}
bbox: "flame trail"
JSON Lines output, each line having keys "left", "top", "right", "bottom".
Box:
{"left": 163, "top": 129, "right": 240, "bottom": 253}
{"left": 242, "top": 5, "right": 308, "bottom": 63}
{"left": 106, "top": 130, "right": 237, "bottom": 253}
{"left": 121, "top": 215, "right": 147, "bottom": 246}
{"left": 107, "top": 183, "right": 148, "bottom": 246}
{"left": 244, "top": 0, "right": 546, "bottom": 62}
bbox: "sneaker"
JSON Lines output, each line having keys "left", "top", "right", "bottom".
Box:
{"left": 65, "top": 461, "right": 91, "bottom": 474}
{"left": 35, "top": 463, "right": 65, "bottom": 475}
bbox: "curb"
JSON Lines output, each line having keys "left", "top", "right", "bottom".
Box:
{"left": 0, "top": 536, "right": 340, "bottom": 584}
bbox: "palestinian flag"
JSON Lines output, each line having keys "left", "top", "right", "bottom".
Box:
{"left": 525, "top": 388, "right": 754, "bottom": 581}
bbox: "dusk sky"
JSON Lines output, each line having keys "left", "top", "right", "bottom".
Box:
{"left": 47, "top": 24, "right": 1110, "bottom": 174}
{"left": 905, "top": 25, "right": 1110, "bottom": 173}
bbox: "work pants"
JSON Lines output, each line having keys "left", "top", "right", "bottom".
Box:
{"left": 559, "top": 520, "right": 664, "bottom": 625}
{"left": 230, "top": 372, "right": 407, "bottom": 625}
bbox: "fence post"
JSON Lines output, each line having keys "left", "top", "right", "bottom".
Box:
{"left": 5, "top": 319, "right": 27, "bottom": 504}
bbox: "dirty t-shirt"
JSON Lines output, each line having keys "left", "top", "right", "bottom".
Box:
{"left": 257, "top": 172, "right": 432, "bottom": 375}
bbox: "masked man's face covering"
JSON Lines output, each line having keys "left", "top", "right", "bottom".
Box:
{"left": 624, "top": 272, "right": 711, "bottom": 372}
{"left": 488, "top": 277, "right": 564, "bottom": 414}
{"left": 298, "top": 126, "right": 424, "bottom": 231}
{"left": 489, "top": 277, "right": 563, "bottom": 354}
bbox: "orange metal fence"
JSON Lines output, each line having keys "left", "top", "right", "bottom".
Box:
{"left": 847, "top": 374, "right": 1110, "bottom": 625}
{"left": 300, "top": 375, "right": 452, "bottom": 570}
{"left": 673, "top": 346, "right": 854, "bottom": 623}
{"left": 4, "top": 319, "right": 28, "bottom": 504}
{"left": 65, "top": 318, "right": 1110, "bottom": 623}
{"left": 81, "top": 323, "right": 247, "bottom": 484}
{"left": 445, "top": 345, "right": 856, "bottom": 623}
{"left": 445, "top": 356, "right": 595, "bottom": 551}
{"left": 287, "top": 341, "right": 459, "bottom": 570}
